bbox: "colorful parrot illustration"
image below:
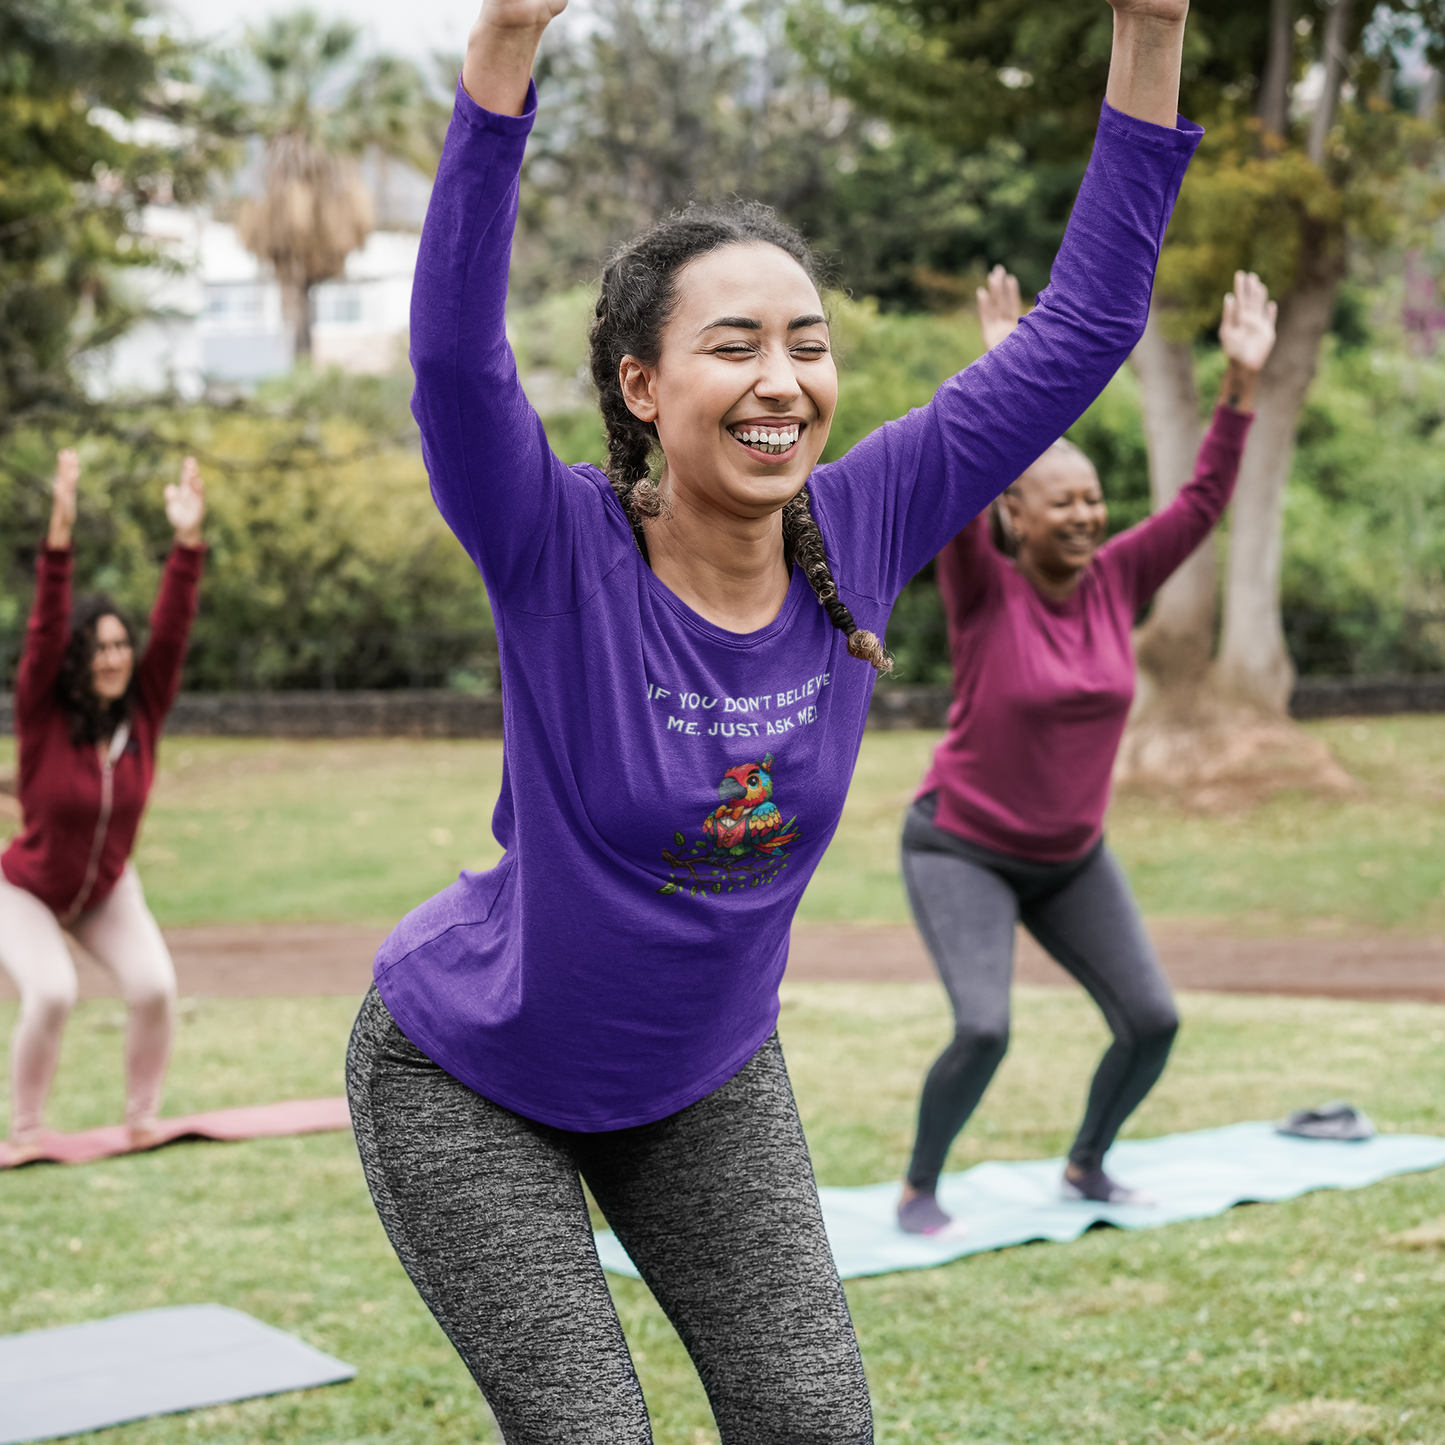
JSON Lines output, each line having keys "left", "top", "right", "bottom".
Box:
{"left": 702, "top": 752, "right": 799, "bottom": 857}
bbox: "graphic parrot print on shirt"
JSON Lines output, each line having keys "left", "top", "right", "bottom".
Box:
{"left": 658, "top": 752, "right": 801, "bottom": 898}
{"left": 702, "top": 754, "right": 797, "bottom": 855}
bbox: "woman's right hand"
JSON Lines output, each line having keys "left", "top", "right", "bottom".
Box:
{"left": 47, "top": 449, "right": 79, "bottom": 550}
{"left": 463, "top": 0, "right": 568, "bottom": 116}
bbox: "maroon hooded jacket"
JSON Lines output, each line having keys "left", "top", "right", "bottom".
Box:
{"left": 2, "top": 543, "right": 204, "bottom": 918}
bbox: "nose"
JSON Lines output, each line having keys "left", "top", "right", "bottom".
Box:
{"left": 753, "top": 343, "right": 802, "bottom": 404}
{"left": 718, "top": 777, "right": 746, "bottom": 803}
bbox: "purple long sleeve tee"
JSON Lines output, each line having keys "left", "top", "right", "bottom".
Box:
{"left": 921, "top": 404, "right": 1253, "bottom": 862}
{"left": 375, "top": 78, "right": 1201, "bottom": 1131}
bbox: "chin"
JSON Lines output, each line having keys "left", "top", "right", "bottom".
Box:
{"left": 722, "top": 467, "right": 808, "bottom": 516}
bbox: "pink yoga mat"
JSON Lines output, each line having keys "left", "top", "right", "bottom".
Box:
{"left": 0, "top": 1097, "right": 352, "bottom": 1168}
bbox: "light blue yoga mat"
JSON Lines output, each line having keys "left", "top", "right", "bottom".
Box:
{"left": 595, "top": 1122, "right": 1445, "bottom": 1281}
{"left": 0, "top": 1304, "right": 355, "bottom": 1444}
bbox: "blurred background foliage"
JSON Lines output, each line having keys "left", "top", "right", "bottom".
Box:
{"left": 2, "top": 0, "right": 1445, "bottom": 691}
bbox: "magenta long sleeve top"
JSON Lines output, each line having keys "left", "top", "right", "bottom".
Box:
{"left": 373, "top": 78, "right": 1201, "bottom": 1131}
{"left": 920, "top": 404, "right": 1253, "bottom": 862}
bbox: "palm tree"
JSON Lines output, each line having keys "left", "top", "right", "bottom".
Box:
{"left": 223, "top": 11, "right": 442, "bottom": 361}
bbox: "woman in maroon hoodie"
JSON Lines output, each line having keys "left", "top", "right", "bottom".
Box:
{"left": 1, "top": 449, "right": 205, "bottom": 1161}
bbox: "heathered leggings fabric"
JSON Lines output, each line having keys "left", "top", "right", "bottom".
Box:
{"left": 901, "top": 795, "right": 1178, "bottom": 1190}
{"left": 346, "top": 986, "right": 872, "bottom": 1445}
{"left": 0, "top": 865, "right": 176, "bottom": 1138}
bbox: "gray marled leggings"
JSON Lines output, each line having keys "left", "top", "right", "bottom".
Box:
{"left": 901, "top": 795, "right": 1179, "bottom": 1191}
{"left": 346, "top": 986, "right": 872, "bottom": 1445}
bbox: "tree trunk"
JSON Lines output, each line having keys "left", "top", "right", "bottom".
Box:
{"left": 1115, "top": 263, "right": 1355, "bottom": 807}
{"left": 1258, "top": 0, "right": 1293, "bottom": 140}
{"left": 280, "top": 280, "right": 312, "bottom": 363}
{"left": 1128, "top": 297, "right": 1211, "bottom": 711}
{"left": 1306, "top": 0, "right": 1356, "bottom": 164}
{"left": 1214, "top": 268, "right": 1340, "bottom": 713}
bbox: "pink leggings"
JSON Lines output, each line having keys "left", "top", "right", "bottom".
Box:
{"left": 0, "top": 866, "right": 176, "bottom": 1139}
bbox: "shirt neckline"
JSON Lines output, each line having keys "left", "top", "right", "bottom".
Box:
{"left": 640, "top": 549, "right": 810, "bottom": 649}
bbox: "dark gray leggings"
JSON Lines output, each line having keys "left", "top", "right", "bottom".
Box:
{"left": 346, "top": 987, "right": 872, "bottom": 1445}
{"left": 901, "top": 796, "right": 1178, "bottom": 1191}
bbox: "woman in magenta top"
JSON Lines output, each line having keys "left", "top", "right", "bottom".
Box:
{"left": 896, "top": 271, "right": 1277, "bottom": 1234}
{"left": 1, "top": 450, "right": 206, "bottom": 1163}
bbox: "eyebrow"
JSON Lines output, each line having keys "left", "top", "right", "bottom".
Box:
{"left": 700, "top": 313, "right": 829, "bottom": 333}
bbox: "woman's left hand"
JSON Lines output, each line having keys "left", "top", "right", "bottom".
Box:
{"left": 165, "top": 456, "right": 205, "bottom": 547}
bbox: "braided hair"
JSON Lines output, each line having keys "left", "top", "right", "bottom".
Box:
{"left": 587, "top": 200, "right": 891, "bottom": 673}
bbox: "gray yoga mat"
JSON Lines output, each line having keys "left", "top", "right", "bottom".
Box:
{"left": 0, "top": 1303, "right": 355, "bottom": 1444}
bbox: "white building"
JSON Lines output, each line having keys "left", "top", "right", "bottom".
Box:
{"left": 84, "top": 153, "right": 431, "bottom": 398}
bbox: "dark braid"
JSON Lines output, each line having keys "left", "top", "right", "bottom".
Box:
{"left": 587, "top": 200, "right": 892, "bottom": 673}
{"left": 781, "top": 487, "right": 892, "bottom": 672}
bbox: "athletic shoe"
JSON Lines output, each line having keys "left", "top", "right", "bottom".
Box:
{"left": 1276, "top": 1101, "right": 1374, "bottom": 1141}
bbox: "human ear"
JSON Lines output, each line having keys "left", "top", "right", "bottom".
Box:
{"left": 619, "top": 357, "right": 659, "bottom": 424}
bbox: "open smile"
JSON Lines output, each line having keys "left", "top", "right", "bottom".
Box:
{"left": 727, "top": 421, "right": 803, "bottom": 460}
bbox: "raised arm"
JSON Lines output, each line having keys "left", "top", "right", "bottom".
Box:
{"left": 809, "top": 0, "right": 1197, "bottom": 606}
{"left": 410, "top": 0, "right": 631, "bottom": 615}
{"left": 16, "top": 450, "right": 80, "bottom": 726}
{"left": 135, "top": 456, "right": 207, "bottom": 722}
{"left": 1105, "top": 272, "right": 1276, "bottom": 605}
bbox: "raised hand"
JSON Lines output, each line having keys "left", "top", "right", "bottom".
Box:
{"left": 164, "top": 456, "right": 206, "bottom": 547}
{"left": 464, "top": 0, "right": 568, "bottom": 115}
{"left": 1219, "top": 270, "right": 1277, "bottom": 374}
{"left": 977, "top": 266, "right": 1023, "bottom": 352}
{"left": 47, "top": 449, "right": 79, "bottom": 549}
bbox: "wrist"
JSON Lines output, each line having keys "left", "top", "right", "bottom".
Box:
{"left": 46, "top": 526, "right": 72, "bottom": 550}
{"left": 464, "top": 17, "right": 545, "bottom": 114}
{"left": 1220, "top": 361, "right": 1259, "bottom": 412}
{"left": 174, "top": 528, "right": 202, "bottom": 549}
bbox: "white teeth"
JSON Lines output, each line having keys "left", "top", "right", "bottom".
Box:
{"left": 732, "top": 425, "right": 799, "bottom": 452}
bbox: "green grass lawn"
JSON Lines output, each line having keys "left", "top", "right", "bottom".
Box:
{"left": 3, "top": 715, "right": 1443, "bottom": 932}
{"left": 2, "top": 985, "right": 1443, "bottom": 1444}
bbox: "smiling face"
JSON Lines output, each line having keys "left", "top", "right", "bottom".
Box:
{"left": 89, "top": 613, "right": 134, "bottom": 703}
{"left": 618, "top": 241, "right": 837, "bottom": 522}
{"left": 1003, "top": 447, "right": 1108, "bottom": 588}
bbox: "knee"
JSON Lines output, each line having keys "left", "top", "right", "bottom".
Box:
{"left": 128, "top": 980, "right": 176, "bottom": 1019}
{"left": 1122, "top": 1006, "right": 1178, "bottom": 1052}
{"left": 952, "top": 1020, "right": 1010, "bottom": 1061}
{"left": 22, "top": 979, "right": 78, "bottom": 1028}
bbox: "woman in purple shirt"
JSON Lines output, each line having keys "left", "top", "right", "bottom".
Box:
{"left": 896, "top": 269, "right": 1277, "bottom": 1235}
{"left": 345, "top": 0, "right": 1196, "bottom": 1437}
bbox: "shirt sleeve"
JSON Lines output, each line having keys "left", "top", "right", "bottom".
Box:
{"left": 935, "top": 513, "right": 1004, "bottom": 626}
{"left": 1099, "top": 404, "right": 1252, "bottom": 609}
{"left": 409, "top": 79, "right": 631, "bottom": 618}
{"left": 134, "top": 544, "right": 205, "bottom": 724}
{"left": 15, "top": 545, "right": 73, "bottom": 728}
{"left": 808, "top": 103, "right": 1202, "bottom": 607}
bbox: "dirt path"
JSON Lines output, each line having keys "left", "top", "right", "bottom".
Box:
{"left": 4, "top": 922, "right": 1442, "bottom": 1004}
